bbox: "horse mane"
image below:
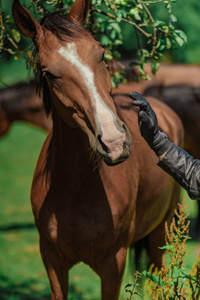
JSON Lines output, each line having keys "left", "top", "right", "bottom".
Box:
{"left": 35, "top": 9, "right": 87, "bottom": 116}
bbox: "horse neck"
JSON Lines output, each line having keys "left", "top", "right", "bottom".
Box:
{"left": 50, "top": 106, "right": 97, "bottom": 181}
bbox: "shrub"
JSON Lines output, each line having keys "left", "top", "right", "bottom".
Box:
{"left": 125, "top": 198, "right": 200, "bottom": 299}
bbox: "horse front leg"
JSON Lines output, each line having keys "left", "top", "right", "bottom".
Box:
{"left": 97, "top": 247, "right": 127, "bottom": 300}
{"left": 40, "top": 236, "right": 69, "bottom": 300}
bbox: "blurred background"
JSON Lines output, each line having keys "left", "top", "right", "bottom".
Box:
{"left": 1, "top": 0, "right": 200, "bottom": 299}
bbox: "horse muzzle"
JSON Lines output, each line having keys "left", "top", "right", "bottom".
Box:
{"left": 96, "top": 123, "right": 131, "bottom": 166}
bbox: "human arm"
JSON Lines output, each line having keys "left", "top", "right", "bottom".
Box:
{"left": 157, "top": 143, "right": 200, "bottom": 199}
{"left": 129, "top": 91, "right": 200, "bottom": 200}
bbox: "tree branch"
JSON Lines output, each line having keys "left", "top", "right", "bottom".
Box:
{"left": 92, "top": 7, "right": 152, "bottom": 38}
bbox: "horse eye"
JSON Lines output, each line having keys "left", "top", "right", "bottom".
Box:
{"left": 44, "top": 71, "right": 56, "bottom": 81}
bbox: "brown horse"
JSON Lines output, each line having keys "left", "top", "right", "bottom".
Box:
{"left": 0, "top": 81, "right": 52, "bottom": 137}
{"left": 12, "top": 0, "right": 183, "bottom": 299}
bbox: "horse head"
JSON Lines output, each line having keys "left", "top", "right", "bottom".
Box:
{"left": 12, "top": 0, "right": 131, "bottom": 166}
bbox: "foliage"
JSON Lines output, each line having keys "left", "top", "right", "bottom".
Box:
{"left": 0, "top": 0, "right": 187, "bottom": 86}
{"left": 125, "top": 199, "right": 200, "bottom": 299}
{"left": 88, "top": 0, "right": 187, "bottom": 83}
{"left": 162, "top": 0, "right": 200, "bottom": 64}
{"left": 124, "top": 271, "right": 143, "bottom": 299}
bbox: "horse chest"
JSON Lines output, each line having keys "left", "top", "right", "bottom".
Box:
{"left": 38, "top": 185, "right": 133, "bottom": 257}
{"left": 34, "top": 155, "right": 136, "bottom": 265}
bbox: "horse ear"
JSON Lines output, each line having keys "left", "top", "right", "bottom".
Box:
{"left": 12, "top": 0, "right": 42, "bottom": 43}
{"left": 68, "top": 0, "right": 90, "bottom": 24}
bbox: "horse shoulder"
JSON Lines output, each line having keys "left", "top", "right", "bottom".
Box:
{"left": 31, "top": 131, "right": 52, "bottom": 219}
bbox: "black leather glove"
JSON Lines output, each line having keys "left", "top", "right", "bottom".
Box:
{"left": 129, "top": 91, "right": 171, "bottom": 156}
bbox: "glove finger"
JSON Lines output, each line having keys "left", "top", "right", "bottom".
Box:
{"left": 130, "top": 91, "right": 158, "bottom": 126}
{"left": 129, "top": 91, "right": 152, "bottom": 112}
{"left": 138, "top": 110, "right": 152, "bottom": 127}
{"left": 129, "top": 91, "right": 145, "bottom": 101}
{"left": 132, "top": 99, "right": 151, "bottom": 115}
{"left": 131, "top": 99, "right": 146, "bottom": 107}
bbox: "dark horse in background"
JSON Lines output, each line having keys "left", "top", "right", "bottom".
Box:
{"left": 12, "top": 0, "right": 182, "bottom": 299}
{"left": 0, "top": 81, "right": 52, "bottom": 137}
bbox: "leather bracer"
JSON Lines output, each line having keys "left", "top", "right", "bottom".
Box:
{"left": 158, "top": 143, "right": 200, "bottom": 200}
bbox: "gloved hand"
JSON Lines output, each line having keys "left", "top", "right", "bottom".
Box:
{"left": 129, "top": 91, "right": 171, "bottom": 157}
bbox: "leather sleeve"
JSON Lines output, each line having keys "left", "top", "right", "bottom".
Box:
{"left": 157, "top": 143, "right": 200, "bottom": 200}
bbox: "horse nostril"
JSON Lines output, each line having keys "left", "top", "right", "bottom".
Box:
{"left": 97, "top": 135, "right": 108, "bottom": 153}
{"left": 121, "top": 122, "right": 127, "bottom": 131}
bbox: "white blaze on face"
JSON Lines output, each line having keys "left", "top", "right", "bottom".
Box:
{"left": 58, "top": 43, "right": 126, "bottom": 161}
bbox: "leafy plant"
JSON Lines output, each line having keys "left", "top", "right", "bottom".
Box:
{"left": 125, "top": 198, "right": 200, "bottom": 299}
{"left": 124, "top": 271, "right": 143, "bottom": 299}
{"left": 0, "top": 0, "right": 186, "bottom": 86}
{"left": 89, "top": 0, "right": 187, "bottom": 82}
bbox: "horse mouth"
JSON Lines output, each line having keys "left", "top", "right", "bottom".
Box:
{"left": 102, "top": 154, "right": 130, "bottom": 166}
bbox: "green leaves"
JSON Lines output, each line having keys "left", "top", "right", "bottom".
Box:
{"left": 124, "top": 271, "right": 143, "bottom": 299}
{"left": 158, "top": 244, "right": 174, "bottom": 250}
{"left": 174, "top": 29, "right": 187, "bottom": 46}
{"left": 111, "top": 71, "right": 127, "bottom": 88}
{"left": 129, "top": 8, "right": 141, "bottom": 21}
{"left": 89, "top": 0, "right": 187, "bottom": 82}
{"left": 1, "top": 0, "right": 187, "bottom": 84}
{"left": 142, "top": 271, "right": 165, "bottom": 287}
{"left": 100, "top": 35, "right": 111, "bottom": 47}
{"left": 10, "top": 29, "right": 21, "bottom": 43}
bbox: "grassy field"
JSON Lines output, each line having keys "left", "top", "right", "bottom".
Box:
{"left": 0, "top": 122, "right": 199, "bottom": 299}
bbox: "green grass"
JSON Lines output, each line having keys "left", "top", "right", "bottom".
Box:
{"left": 0, "top": 122, "right": 199, "bottom": 299}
